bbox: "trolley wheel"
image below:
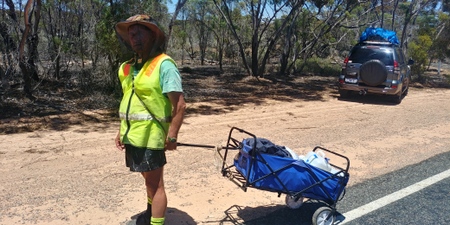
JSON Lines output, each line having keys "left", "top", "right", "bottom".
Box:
{"left": 312, "top": 206, "right": 335, "bottom": 225}
{"left": 285, "top": 195, "right": 304, "bottom": 209}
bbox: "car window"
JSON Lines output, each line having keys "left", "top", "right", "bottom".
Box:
{"left": 395, "top": 48, "right": 405, "bottom": 64}
{"left": 348, "top": 47, "right": 394, "bottom": 65}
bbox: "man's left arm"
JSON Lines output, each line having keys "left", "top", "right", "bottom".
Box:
{"left": 166, "top": 92, "right": 186, "bottom": 150}
{"left": 160, "top": 60, "right": 185, "bottom": 150}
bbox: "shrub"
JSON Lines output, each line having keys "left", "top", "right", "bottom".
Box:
{"left": 409, "top": 35, "right": 432, "bottom": 81}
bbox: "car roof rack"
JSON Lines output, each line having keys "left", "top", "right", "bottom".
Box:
{"left": 357, "top": 40, "right": 398, "bottom": 47}
{"left": 362, "top": 40, "right": 392, "bottom": 45}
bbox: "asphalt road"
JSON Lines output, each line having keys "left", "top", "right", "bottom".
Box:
{"left": 338, "top": 150, "right": 450, "bottom": 225}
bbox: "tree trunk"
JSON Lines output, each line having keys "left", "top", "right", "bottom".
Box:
{"left": 167, "top": 0, "right": 188, "bottom": 46}
{"left": 381, "top": 0, "right": 384, "bottom": 28}
{"left": 391, "top": 0, "right": 399, "bottom": 31}
{"left": 18, "top": 0, "right": 41, "bottom": 100}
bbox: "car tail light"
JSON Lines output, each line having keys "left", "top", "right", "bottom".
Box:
{"left": 344, "top": 57, "right": 349, "bottom": 64}
{"left": 394, "top": 60, "right": 400, "bottom": 75}
{"left": 342, "top": 57, "right": 349, "bottom": 69}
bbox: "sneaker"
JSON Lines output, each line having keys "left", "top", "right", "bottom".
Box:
{"left": 135, "top": 211, "right": 150, "bottom": 225}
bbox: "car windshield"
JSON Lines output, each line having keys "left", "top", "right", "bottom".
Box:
{"left": 348, "top": 47, "right": 394, "bottom": 65}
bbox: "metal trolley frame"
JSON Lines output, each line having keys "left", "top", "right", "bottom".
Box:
{"left": 218, "top": 127, "right": 350, "bottom": 225}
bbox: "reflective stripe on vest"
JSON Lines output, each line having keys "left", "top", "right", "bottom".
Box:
{"left": 119, "top": 112, "right": 172, "bottom": 122}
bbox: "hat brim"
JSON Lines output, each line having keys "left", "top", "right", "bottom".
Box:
{"left": 115, "top": 20, "right": 166, "bottom": 49}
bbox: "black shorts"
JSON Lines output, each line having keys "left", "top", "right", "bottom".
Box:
{"left": 125, "top": 144, "right": 167, "bottom": 172}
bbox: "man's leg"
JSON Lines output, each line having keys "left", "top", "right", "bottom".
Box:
{"left": 142, "top": 167, "right": 167, "bottom": 224}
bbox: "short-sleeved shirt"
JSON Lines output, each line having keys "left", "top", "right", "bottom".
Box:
{"left": 160, "top": 60, "right": 183, "bottom": 94}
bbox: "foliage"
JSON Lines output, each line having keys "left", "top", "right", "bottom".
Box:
{"left": 296, "top": 57, "right": 341, "bottom": 76}
{"left": 1, "top": 0, "right": 449, "bottom": 105}
{"left": 409, "top": 35, "right": 433, "bottom": 79}
{"left": 431, "top": 12, "right": 450, "bottom": 60}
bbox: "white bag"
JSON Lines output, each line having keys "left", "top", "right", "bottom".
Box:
{"left": 302, "top": 150, "right": 332, "bottom": 172}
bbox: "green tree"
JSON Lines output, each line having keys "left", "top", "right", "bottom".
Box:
{"left": 213, "top": 0, "right": 304, "bottom": 77}
{"left": 429, "top": 12, "right": 450, "bottom": 62}
{"left": 409, "top": 34, "right": 432, "bottom": 81}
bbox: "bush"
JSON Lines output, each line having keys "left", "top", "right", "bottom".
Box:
{"left": 299, "top": 57, "right": 341, "bottom": 76}
{"left": 409, "top": 35, "right": 432, "bottom": 81}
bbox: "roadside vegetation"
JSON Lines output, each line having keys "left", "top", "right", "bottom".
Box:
{"left": 1, "top": 0, "right": 449, "bottom": 124}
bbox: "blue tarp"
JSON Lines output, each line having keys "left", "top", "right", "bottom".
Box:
{"left": 234, "top": 139, "right": 349, "bottom": 203}
{"left": 360, "top": 27, "right": 400, "bottom": 45}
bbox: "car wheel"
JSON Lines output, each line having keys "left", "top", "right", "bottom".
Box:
{"left": 360, "top": 59, "right": 388, "bottom": 86}
{"left": 392, "top": 91, "right": 403, "bottom": 104}
{"left": 404, "top": 80, "right": 409, "bottom": 96}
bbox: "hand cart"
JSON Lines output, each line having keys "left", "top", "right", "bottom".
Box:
{"left": 218, "top": 127, "right": 350, "bottom": 225}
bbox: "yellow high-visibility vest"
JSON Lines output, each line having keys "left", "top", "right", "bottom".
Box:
{"left": 118, "top": 54, "right": 174, "bottom": 149}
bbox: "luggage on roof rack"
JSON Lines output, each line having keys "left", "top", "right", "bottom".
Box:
{"left": 359, "top": 27, "right": 399, "bottom": 45}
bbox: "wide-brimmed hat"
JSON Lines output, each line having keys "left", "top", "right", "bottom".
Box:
{"left": 115, "top": 14, "right": 167, "bottom": 51}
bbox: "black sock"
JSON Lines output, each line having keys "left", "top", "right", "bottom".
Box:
{"left": 147, "top": 196, "right": 152, "bottom": 217}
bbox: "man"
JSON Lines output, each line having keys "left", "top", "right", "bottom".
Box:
{"left": 114, "top": 14, "right": 186, "bottom": 225}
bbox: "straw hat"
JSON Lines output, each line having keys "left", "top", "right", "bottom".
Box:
{"left": 115, "top": 14, "right": 166, "bottom": 52}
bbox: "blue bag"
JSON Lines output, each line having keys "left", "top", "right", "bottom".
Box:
{"left": 360, "top": 27, "right": 399, "bottom": 45}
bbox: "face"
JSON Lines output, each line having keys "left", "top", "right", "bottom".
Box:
{"left": 128, "top": 24, "right": 155, "bottom": 57}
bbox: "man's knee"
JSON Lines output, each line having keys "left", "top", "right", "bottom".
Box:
{"left": 143, "top": 168, "right": 164, "bottom": 189}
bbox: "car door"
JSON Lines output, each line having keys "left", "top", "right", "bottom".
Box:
{"left": 394, "top": 48, "right": 408, "bottom": 88}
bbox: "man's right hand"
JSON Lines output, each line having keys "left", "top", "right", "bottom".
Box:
{"left": 115, "top": 132, "right": 125, "bottom": 151}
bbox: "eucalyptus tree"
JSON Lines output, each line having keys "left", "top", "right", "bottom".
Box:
{"left": 171, "top": 6, "right": 189, "bottom": 64}
{"left": 409, "top": 0, "right": 449, "bottom": 78}
{"left": 430, "top": 7, "right": 450, "bottom": 61}
{"left": 0, "top": 0, "right": 19, "bottom": 92}
{"left": 398, "top": 0, "right": 436, "bottom": 48}
{"left": 213, "top": 0, "right": 304, "bottom": 77}
{"left": 0, "top": 0, "right": 41, "bottom": 98}
{"left": 280, "top": 0, "right": 360, "bottom": 75}
{"left": 204, "top": 3, "right": 231, "bottom": 71}
{"left": 167, "top": 0, "right": 188, "bottom": 44}
{"left": 41, "top": 0, "right": 81, "bottom": 80}
{"left": 176, "top": 8, "right": 199, "bottom": 61}
{"left": 185, "top": 0, "right": 212, "bottom": 65}
{"left": 19, "top": 0, "right": 41, "bottom": 99}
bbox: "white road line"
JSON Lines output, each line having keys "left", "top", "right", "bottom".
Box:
{"left": 340, "top": 168, "right": 450, "bottom": 224}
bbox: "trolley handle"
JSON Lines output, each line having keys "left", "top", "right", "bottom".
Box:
{"left": 228, "top": 126, "right": 257, "bottom": 140}
{"left": 313, "top": 146, "right": 350, "bottom": 172}
{"left": 228, "top": 126, "right": 261, "bottom": 153}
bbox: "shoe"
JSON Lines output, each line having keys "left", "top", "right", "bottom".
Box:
{"left": 135, "top": 211, "right": 150, "bottom": 225}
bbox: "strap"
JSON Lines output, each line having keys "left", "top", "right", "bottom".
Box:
{"left": 134, "top": 91, "right": 169, "bottom": 136}
{"left": 131, "top": 54, "right": 170, "bottom": 135}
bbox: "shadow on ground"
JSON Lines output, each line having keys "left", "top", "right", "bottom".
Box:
{"left": 215, "top": 200, "right": 341, "bottom": 225}
{"left": 125, "top": 207, "right": 196, "bottom": 225}
{"left": 183, "top": 65, "right": 337, "bottom": 116}
{"left": 336, "top": 92, "right": 403, "bottom": 106}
